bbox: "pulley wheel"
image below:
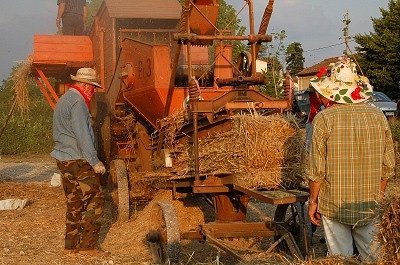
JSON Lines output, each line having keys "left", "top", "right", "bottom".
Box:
{"left": 147, "top": 201, "right": 180, "bottom": 264}
{"left": 109, "top": 159, "right": 130, "bottom": 221}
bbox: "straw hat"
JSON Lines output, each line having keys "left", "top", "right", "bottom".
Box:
{"left": 70, "top": 68, "right": 101, "bottom": 87}
{"left": 310, "top": 57, "right": 372, "bottom": 104}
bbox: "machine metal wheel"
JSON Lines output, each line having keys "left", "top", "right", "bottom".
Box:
{"left": 274, "top": 202, "right": 311, "bottom": 256}
{"left": 147, "top": 201, "right": 180, "bottom": 264}
{"left": 109, "top": 159, "right": 130, "bottom": 221}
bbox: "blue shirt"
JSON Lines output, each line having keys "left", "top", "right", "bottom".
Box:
{"left": 50, "top": 88, "right": 100, "bottom": 166}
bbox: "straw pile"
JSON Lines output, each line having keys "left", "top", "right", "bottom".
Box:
{"left": 295, "top": 256, "right": 359, "bottom": 265}
{"left": 161, "top": 112, "right": 306, "bottom": 189}
{"left": 377, "top": 193, "right": 400, "bottom": 264}
{"left": 10, "top": 56, "right": 33, "bottom": 118}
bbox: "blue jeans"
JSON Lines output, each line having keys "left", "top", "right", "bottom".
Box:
{"left": 322, "top": 215, "right": 379, "bottom": 262}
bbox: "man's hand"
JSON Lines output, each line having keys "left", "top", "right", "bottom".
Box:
{"left": 308, "top": 200, "right": 321, "bottom": 226}
{"left": 56, "top": 18, "right": 62, "bottom": 30}
{"left": 308, "top": 180, "right": 322, "bottom": 226}
{"left": 93, "top": 161, "right": 106, "bottom": 175}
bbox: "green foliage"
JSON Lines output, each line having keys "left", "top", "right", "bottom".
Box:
{"left": 389, "top": 118, "right": 400, "bottom": 143}
{"left": 0, "top": 77, "right": 53, "bottom": 155}
{"left": 258, "top": 57, "right": 284, "bottom": 98}
{"left": 354, "top": 0, "right": 400, "bottom": 99}
{"left": 258, "top": 30, "right": 287, "bottom": 98}
{"left": 216, "top": 0, "right": 247, "bottom": 60}
{"left": 86, "top": 0, "right": 103, "bottom": 29}
{"left": 285, "top": 42, "right": 305, "bottom": 75}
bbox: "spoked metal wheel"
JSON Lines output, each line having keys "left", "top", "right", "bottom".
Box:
{"left": 147, "top": 201, "right": 180, "bottom": 264}
{"left": 109, "top": 159, "right": 130, "bottom": 221}
{"left": 274, "top": 202, "right": 311, "bottom": 257}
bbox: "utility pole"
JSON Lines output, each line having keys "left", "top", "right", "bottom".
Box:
{"left": 341, "top": 10, "right": 351, "bottom": 56}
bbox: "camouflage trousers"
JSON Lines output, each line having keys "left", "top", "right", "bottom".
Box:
{"left": 56, "top": 159, "right": 104, "bottom": 250}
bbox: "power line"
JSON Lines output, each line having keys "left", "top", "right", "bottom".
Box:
{"left": 303, "top": 39, "right": 355, "bottom": 53}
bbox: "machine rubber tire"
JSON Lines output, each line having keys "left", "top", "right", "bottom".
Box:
{"left": 274, "top": 202, "right": 312, "bottom": 257}
{"left": 147, "top": 201, "right": 180, "bottom": 264}
{"left": 109, "top": 159, "right": 130, "bottom": 221}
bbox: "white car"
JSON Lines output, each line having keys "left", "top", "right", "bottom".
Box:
{"left": 368, "top": 91, "right": 397, "bottom": 118}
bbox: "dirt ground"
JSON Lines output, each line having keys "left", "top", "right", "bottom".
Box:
{"left": 0, "top": 154, "right": 361, "bottom": 265}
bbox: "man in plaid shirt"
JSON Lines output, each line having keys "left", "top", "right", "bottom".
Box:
{"left": 307, "top": 57, "right": 395, "bottom": 261}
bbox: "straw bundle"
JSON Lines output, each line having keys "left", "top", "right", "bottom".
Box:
{"left": 160, "top": 109, "right": 185, "bottom": 150}
{"left": 10, "top": 56, "right": 33, "bottom": 118}
{"left": 377, "top": 194, "right": 400, "bottom": 264}
{"left": 162, "top": 112, "right": 306, "bottom": 189}
{"left": 296, "top": 256, "right": 359, "bottom": 265}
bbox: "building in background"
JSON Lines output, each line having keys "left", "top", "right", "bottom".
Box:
{"left": 296, "top": 57, "right": 338, "bottom": 91}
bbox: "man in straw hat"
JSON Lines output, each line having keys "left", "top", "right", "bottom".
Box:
{"left": 51, "top": 68, "right": 108, "bottom": 256}
{"left": 307, "top": 57, "right": 395, "bottom": 261}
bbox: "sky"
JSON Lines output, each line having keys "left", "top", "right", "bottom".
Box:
{"left": 0, "top": 0, "right": 390, "bottom": 82}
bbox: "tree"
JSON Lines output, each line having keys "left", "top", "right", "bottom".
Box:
{"left": 258, "top": 30, "right": 286, "bottom": 98}
{"left": 86, "top": 0, "right": 103, "bottom": 28}
{"left": 215, "top": 0, "right": 247, "bottom": 60}
{"left": 354, "top": 0, "right": 400, "bottom": 99}
{"left": 285, "top": 42, "right": 304, "bottom": 75}
{"left": 259, "top": 57, "right": 284, "bottom": 97}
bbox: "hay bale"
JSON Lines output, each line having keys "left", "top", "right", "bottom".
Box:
{"left": 377, "top": 194, "right": 400, "bottom": 264}
{"left": 162, "top": 112, "right": 306, "bottom": 189}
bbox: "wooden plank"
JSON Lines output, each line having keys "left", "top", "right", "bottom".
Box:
{"left": 34, "top": 34, "right": 92, "bottom": 44}
{"left": 233, "top": 184, "right": 309, "bottom": 205}
{"left": 33, "top": 52, "right": 92, "bottom": 62}
{"left": 34, "top": 43, "right": 91, "bottom": 53}
{"left": 32, "top": 35, "right": 93, "bottom": 64}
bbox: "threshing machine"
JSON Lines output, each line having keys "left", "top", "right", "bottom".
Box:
{"left": 31, "top": 0, "right": 311, "bottom": 263}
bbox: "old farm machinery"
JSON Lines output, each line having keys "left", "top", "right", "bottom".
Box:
{"left": 30, "top": 0, "right": 311, "bottom": 263}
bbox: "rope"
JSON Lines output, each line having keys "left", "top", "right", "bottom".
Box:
{"left": 178, "top": 0, "right": 192, "bottom": 34}
{"left": 258, "top": 0, "right": 275, "bottom": 35}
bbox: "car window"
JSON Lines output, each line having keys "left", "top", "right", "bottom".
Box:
{"left": 373, "top": 92, "right": 392, "bottom": 102}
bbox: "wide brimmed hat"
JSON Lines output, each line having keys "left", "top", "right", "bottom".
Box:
{"left": 310, "top": 57, "right": 372, "bottom": 104}
{"left": 71, "top": 68, "right": 101, "bottom": 87}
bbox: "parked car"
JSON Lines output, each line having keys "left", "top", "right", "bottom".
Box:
{"left": 368, "top": 91, "right": 397, "bottom": 118}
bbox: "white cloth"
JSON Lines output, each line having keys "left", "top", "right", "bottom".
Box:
{"left": 322, "top": 215, "right": 380, "bottom": 262}
{"left": 50, "top": 173, "right": 62, "bottom": 187}
{"left": 0, "top": 199, "right": 28, "bottom": 210}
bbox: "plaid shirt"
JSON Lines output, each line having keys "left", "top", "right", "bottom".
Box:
{"left": 309, "top": 103, "right": 395, "bottom": 225}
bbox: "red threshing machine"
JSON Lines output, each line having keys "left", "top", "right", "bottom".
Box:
{"left": 31, "top": 0, "right": 311, "bottom": 263}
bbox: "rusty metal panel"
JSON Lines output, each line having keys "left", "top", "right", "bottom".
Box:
{"left": 179, "top": 45, "right": 209, "bottom": 65}
{"left": 214, "top": 44, "right": 233, "bottom": 88}
{"left": 158, "top": 87, "right": 229, "bottom": 117}
{"left": 121, "top": 39, "right": 172, "bottom": 128}
{"left": 189, "top": 2, "right": 219, "bottom": 35}
{"left": 154, "top": 47, "right": 172, "bottom": 89}
{"left": 104, "top": 0, "right": 181, "bottom": 19}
